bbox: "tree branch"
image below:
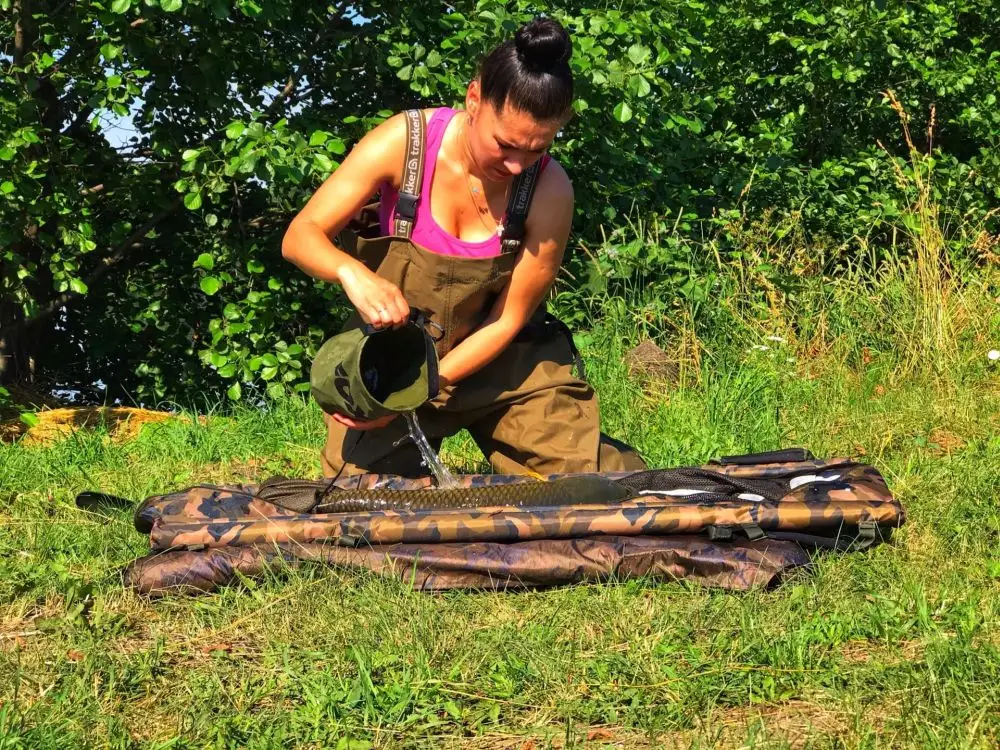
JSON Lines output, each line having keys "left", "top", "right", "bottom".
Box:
{"left": 13, "top": 0, "right": 33, "bottom": 68}
{"left": 0, "top": 198, "right": 184, "bottom": 341}
{"left": 62, "top": 105, "right": 94, "bottom": 137}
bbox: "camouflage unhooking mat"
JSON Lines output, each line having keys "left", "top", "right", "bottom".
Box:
{"left": 111, "top": 449, "right": 904, "bottom": 597}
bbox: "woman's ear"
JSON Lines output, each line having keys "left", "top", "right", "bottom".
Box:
{"left": 465, "top": 79, "right": 482, "bottom": 120}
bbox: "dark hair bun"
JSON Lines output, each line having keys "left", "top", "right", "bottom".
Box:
{"left": 514, "top": 18, "right": 571, "bottom": 73}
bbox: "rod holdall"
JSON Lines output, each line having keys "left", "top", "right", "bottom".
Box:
{"left": 310, "top": 309, "right": 441, "bottom": 420}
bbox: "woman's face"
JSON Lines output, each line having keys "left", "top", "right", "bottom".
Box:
{"left": 464, "top": 80, "right": 567, "bottom": 182}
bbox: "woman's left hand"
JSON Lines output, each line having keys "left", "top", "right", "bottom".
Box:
{"left": 332, "top": 412, "right": 399, "bottom": 431}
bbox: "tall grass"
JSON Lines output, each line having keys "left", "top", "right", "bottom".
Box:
{"left": 567, "top": 92, "right": 996, "bottom": 392}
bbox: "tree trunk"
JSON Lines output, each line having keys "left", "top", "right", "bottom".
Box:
{"left": 0, "top": 300, "right": 36, "bottom": 387}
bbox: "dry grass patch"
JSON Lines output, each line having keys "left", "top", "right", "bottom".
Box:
{"left": 1, "top": 406, "right": 201, "bottom": 445}
{"left": 838, "top": 638, "right": 925, "bottom": 666}
{"left": 445, "top": 700, "right": 854, "bottom": 750}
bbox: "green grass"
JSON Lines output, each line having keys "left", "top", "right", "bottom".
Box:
{"left": 3, "top": 272, "right": 1000, "bottom": 748}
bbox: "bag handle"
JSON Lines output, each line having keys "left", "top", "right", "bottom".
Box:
{"left": 360, "top": 308, "right": 443, "bottom": 341}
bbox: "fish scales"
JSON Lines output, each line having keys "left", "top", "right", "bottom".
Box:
{"left": 314, "top": 475, "right": 630, "bottom": 513}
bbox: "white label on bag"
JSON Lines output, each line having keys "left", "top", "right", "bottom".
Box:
{"left": 789, "top": 473, "right": 842, "bottom": 489}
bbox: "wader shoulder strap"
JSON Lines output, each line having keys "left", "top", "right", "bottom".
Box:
{"left": 393, "top": 109, "right": 426, "bottom": 239}
{"left": 499, "top": 158, "right": 544, "bottom": 254}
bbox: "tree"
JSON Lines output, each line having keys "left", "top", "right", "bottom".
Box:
{"left": 2, "top": 0, "right": 997, "bottom": 406}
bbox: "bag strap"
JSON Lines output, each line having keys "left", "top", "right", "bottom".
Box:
{"left": 393, "top": 109, "right": 426, "bottom": 239}
{"left": 714, "top": 448, "right": 816, "bottom": 466}
{"left": 498, "top": 158, "right": 544, "bottom": 254}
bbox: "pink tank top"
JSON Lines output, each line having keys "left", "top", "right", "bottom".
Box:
{"left": 379, "top": 108, "right": 551, "bottom": 258}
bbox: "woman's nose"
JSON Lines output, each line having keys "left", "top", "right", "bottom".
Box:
{"left": 503, "top": 157, "right": 526, "bottom": 176}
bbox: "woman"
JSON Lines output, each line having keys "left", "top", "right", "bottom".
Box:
{"left": 283, "top": 17, "right": 646, "bottom": 478}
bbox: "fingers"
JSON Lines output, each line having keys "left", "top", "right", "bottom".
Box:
{"left": 332, "top": 412, "right": 398, "bottom": 431}
{"left": 387, "top": 288, "right": 410, "bottom": 329}
{"left": 340, "top": 266, "right": 408, "bottom": 330}
{"left": 365, "top": 283, "right": 409, "bottom": 330}
{"left": 369, "top": 304, "right": 393, "bottom": 330}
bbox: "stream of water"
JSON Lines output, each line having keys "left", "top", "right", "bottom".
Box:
{"left": 404, "top": 411, "right": 460, "bottom": 489}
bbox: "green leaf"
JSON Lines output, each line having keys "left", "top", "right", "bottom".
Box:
{"left": 261, "top": 366, "right": 278, "bottom": 381}
{"left": 110, "top": 0, "right": 131, "bottom": 13}
{"left": 314, "top": 154, "right": 334, "bottom": 173}
{"left": 0, "top": 181, "right": 14, "bottom": 195}
{"left": 426, "top": 50, "right": 442, "bottom": 68}
{"left": 247, "top": 259, "right": 265, "bottom": 273}
{"left": 227, "top": 381, "right": 242, "bottom": 401}
{"left": 225, "top": 121, "right": 245, "bottom": 139}
{"left": 266, "top": 383, "right": 285, "bottom": 399}
{"left": 397, "top": 65, "right": 413, "bottom": 81}
{"left": 326, "top": 139, "right": 346, "bottom": 155}
{"left": 184, "top": 192, "right": 203, "bottom": 210}
{"left": 628, "top": 75, "right": 651, "bottom": 97}
{"left": 193, "top": 253, "right": 215, "bottom": 270}
{"left": 200, "top": 276, "right": 221, "bottom": 295}
{"left": 267, "top": 277, "right": 281, "bottom": 290}
{"left": 309, "top": 130, "right": 330, "bottom": 146}
{"left": 100, "top": 43, "right": 120, "bottom": 61}
{"left": 69, "top": 278, "right": 89, "bottom": 295}
{"left": 107, "top": 75, "right": 122, "bottom": 89}
{"left": 613, "top": 102, "right": 634, "bottom": 123}
{"left": 0, "top": 147, "right": 14, "bottom": 161}
{"left": 261, "top": 353, "right": 278, "bottom": 367}
{"left": 182, "top": 149, "right": 200, "bottom": 162}
{"left": 627, "top": 43, "right": 650, "bottom": 65}
{"left": 205, "top": 213, "right": 218, "bottom": 227}
{"left": 161, "top": 0, "right": 183, "bottom": 11}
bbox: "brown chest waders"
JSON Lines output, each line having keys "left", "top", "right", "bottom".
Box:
{"left": 321, "top": 110, "right": 647, "bottom": 478}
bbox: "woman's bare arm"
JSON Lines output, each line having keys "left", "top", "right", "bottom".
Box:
{"left": 436, "top": 161, "right": 574, "bottom": 387}
{"left": 281, "top": 114, "right": 411, "bottom": 329}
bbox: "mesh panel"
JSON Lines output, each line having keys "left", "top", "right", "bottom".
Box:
{"left": 613, "top": 469, "right": 788, "bottom": 501}
{"left": 256, "top": 477, "right": 325, "bottom": 513}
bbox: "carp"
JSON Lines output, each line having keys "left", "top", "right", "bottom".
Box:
{"left": 256, "top": 473, "right": 632, "bottom": 514}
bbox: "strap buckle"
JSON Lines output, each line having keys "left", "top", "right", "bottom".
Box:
{"left": 395, "top": 192, "right": 419, "bottom": 220}
{"left": 707, "top": 524, "right": 766, "bottom": 542}
{"left": 498, "top": 159, "right": 543, "bottom": 254}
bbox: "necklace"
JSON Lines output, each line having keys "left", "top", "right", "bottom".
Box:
{"left": 465, "top": 172, "right": 510, "bottom": 236}
{"left": 461, "top": 119, "right": 510, "bottom": 236}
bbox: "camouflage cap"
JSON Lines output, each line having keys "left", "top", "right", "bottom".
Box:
{"left": 310, "top": 313, "right": 440, "bottom": 420}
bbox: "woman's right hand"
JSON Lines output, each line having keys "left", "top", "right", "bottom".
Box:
{"left": 337, "top": 263, "right": 409, "bottom": 329}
